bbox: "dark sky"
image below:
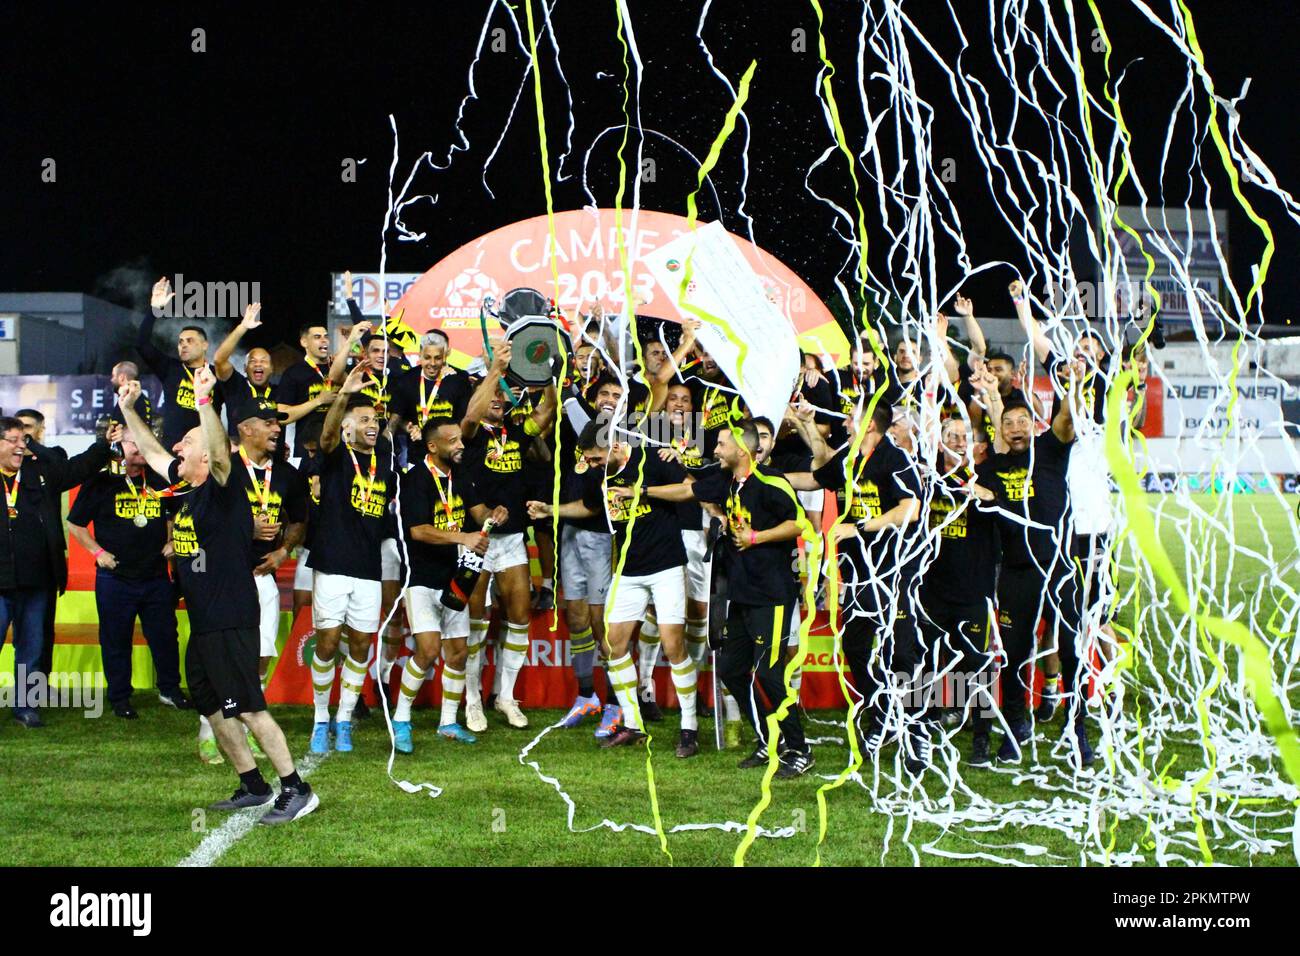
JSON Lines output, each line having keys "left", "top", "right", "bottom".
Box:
{"left": 3, "top": 1, "right": 1298, "bottom": 352}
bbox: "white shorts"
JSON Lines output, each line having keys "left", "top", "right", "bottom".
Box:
{"left": 682, "top": 529, "right": 710, "bottom": 604}
{"left": 484, "top": 532, "right": 529, "bottom": 574}
{"left": 797, "top": 488, "right": 824, "bottom": 514}
{"left": 405, "top": 586, "right": 470, "bottom": 639}
{"left": 381, "top": 538, "right": 402, "bottom": 582}
{"left": 293, "top": 548, "right": 313, "bottom": 591}
{"left": 560, "top": 525, "right": 612, "bottom": 606}
{"left": 255, "top": 572, "right": 281, "bottom": 657}
{"left": 313, "top": 572, "right": 383, "bottom": 633}
{"left": 609, "top": 566, "right": 687, "bottom": 626}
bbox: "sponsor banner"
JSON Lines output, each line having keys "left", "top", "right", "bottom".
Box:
{"left": 389, "top": 209, "right": 848, "bottom": 369}
{"left": 1161, "top": 375, "right": 1296, "bottom": 436}
{"left": 643, "top": 221, "right": 801, "bottom": 430}
{"left": 331, "top": 273, "right": 424, "bottom": 317}
{"left": 1132, "top": 473, "right": 1300, "bottom": 495}
{"left": 0, "top": 375, "right": 164, "bottom": 436}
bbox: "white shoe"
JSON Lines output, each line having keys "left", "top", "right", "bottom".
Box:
{"left": 495, "top": 697, "right": 528, "bottom": 729}
{"left": 465, "top": 700, "right": 488, "bottom": 733}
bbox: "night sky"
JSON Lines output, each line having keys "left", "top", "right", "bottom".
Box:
{"left": 3, "top": 1, "right": 1298, "bottom": 352}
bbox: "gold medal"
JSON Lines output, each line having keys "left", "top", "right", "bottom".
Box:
{"left": 258, "top": 510, "right": 270, "bottom": 522}
{"left": 574, "top": 458, "right": 589, "bottom": 475}
{"left": 133, "top": 513, "right": 148, "bottom": 528}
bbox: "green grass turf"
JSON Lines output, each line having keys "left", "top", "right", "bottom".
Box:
{"left": 1, "top": 492, "right": 1295, "bottom": 867}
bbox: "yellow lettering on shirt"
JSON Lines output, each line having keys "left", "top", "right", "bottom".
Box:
{"left": 113, "top": 491, "right": 164, "bottom": 522}
{"left": 175, "top": 377, "right": 197, "bottom": 411}
{"left": 172, "top": 510, "right": 199, "bottom": 556}
{"left": 484, "top": 437, "right": 523, "bottom": 475}
{"left": 431, "top": 493, "right": 466, "bottom": 531}
{"left": 928, "top": 496, "right": 968, "bottom": 539}
{"left": 996, "top": 468, "right": 1034, "bottom": 503}
{"left": 845, "top": 479, "right": 881, "bottom": 522}
{"left": 350, "top": 475, "right": 388, "bottom": 519}
{"left": 605, "top": 486, "right": 652, "bottom": 523}
{"left": 244, "top": 487, "right": 284, "bottom": 522}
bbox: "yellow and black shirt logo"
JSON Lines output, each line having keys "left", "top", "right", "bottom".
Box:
{"left": 995, "top": 467, "right": 1033, "bottom": 503}
{"left": 350, "top": 475, "right": 388, "bottom": 519}
{"left": 243, "top": 487, "right": 285, "bottom": 523}
{"left": 844, "top": 475, "right": 881, "bottom": 522}
{"left": 430, "top": 492, "right": 466, "bottom": 531}
{"left": 172, "top": 509, "right": 199, "bottom": 557}
{"left": 928, "top": 494, "right": 967, "bottom": 539}
{"left": 113, "top": 490, "right": 164, "bottom": 523}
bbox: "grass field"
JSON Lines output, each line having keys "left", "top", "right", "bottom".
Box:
{"left": 2, "top": 493, "right": 1296, "bottom": 867}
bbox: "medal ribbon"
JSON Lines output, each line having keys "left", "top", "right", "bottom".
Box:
{"left": 425, "top": 454, "right": 457, "bottom": 529}
{"left": 2, "top": 468, "right": 20, "bottom": 516}
{"left": 348, "top": 446, "right": 378, "bottom": 509}
{"left": 238, "top": 445, "right": 274, "bottom": 514}
{"left": 417, "top": 370, "right": 444, "bottom": 425}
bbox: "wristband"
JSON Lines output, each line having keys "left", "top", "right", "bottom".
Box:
{"left": 197, "top": 396, "right": 212, "bottom": 407}
{"left": 749, "top": 530, "right": 757, "bottom": 547}
{"left": 91, "top": 548, "right": 104, "bottom": 559}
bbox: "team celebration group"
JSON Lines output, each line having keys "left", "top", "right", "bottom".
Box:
{"left": 0, "top": 273, "right": 1151, "bottom": 825}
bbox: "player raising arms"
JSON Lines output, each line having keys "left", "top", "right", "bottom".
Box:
{"left": 117, "top": 372, "right": 318, "bottom": 824}
{"left": 306, "top": 361, "right": 396, "bottom": 754}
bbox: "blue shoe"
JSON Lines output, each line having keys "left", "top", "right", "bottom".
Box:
{"left": 561, "top": 694, "right": 602, "bottom": 729}
{"left": 393, "top": 720, "right": 413, "bottom": 754}
{"left": 595, "top": 703, "right": 622, "bottom": 739}
{"left": 335, "top": 720, "right": 353, "bottom": 752}
{"left": 1070, "top": 719, "right": 1094, "bottom": 768}
{"left": 437, "top": 723, "right": 478, "bottom": 744}
{"left": 996, "top": 719, "right": 1031, "bottom": 763}
{"left": 310, "top": 721, "right": 330, "bottom": 754}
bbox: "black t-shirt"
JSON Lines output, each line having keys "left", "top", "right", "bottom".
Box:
{"left": 391, "top": 366, "right": 472, "bottom": 429}
{"left": 307, "top": 437, "right": 395, "bottom": 581}
{"left": 557, "top": 407, "right": 610, "bottom": 535}
{"left": 976, "top": 429, "right": 1072, "bottom": 570}
{"left": 813, "top": 438, "right": 923, "bottom": 581}
{"left": 68, "top": 470, "right": 171, "bottom": 581}
{"left": 400, "top": 458, "right": 469, "bottom": 590}
{"left": 229, "top": 453, "right": 308, "bottom": 568}
{"left": 581, "top": 446, "right": 685, "bottom": 577}
{"left": 279, "top": 358, "right": 333, "bottom": 457}
{"left": 690, "top": 377, "right": 743, "bottom": 445}
{"left": 166, "top": 461, "right": 259, "bottom": 634}
{"left": 298, "top": 453, "right": 322, "bottom": 551}
{"left": 921, "top": 467, "right": 999, "bottom": 608}
{"left": 829, "top": 366, "right": 898, "bottom": 445}
{"left": 663, "top": 420, "right": 719, "bottom": 531}
{"left": 692, "top": 466, "right": 799, "bottom": 606}
{"left": 1048, "top": 353, "right": 1108, "bottom": 425}
{"left": 154, "top": 361, "right": 224, "bottom": 448}
{"left": 343, "top": 358, "right": 399, "bottom": 419}
{"left": 462, "top": 421, "right": 530, "bottom": 536}
{"left": 220, "top": 370, "right": 278, "bottom": 438}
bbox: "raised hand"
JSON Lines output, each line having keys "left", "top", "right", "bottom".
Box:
{"left": 241, "top": 302, "right": 263, "bottom": 330}
{"left": 150, "top": 276, "right": 175, "bottom": 311}
{"left": 193, "top": 365, "right": 217, "bottom": 400}
{"left": 342, "top": 360, "right": 371, "bottom": 394}
{"left": 952, "top": 293, "right": 973, "bottom": 317}
{"left": 936, "top": 311, "right": 950, "bottom": 339}
{"left": 1008, "top": 279, "right": 1025, "bottom": 300}
{"left": 343, "top": 271, "right": 354, "bottom": 300}
{"left": 347, "top": 321, "right": 372, "bottom": 346}
{"left": 118, "top": 380, "right": 142, "bottom": 409}
{"left": 105, "top": 422, "right": 125, "bottom": 444}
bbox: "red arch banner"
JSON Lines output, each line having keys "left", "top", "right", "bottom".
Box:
{"left": 392, "top": 208, "right": 847, "bottom": 367}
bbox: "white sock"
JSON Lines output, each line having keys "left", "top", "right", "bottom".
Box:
{"left": 311, "top": 652, "right": 335, "bottom": 723}
{"left": 541, "top": 577, "right": 553, "bottom": 591}
{"left": 499, "top": 622, "right": 529, "bottom": 703}
{"left": 685, "top": 617, "right": 709, "bottom": 667}
{"left": 394, "top": 658, "right": 426, "bottom": 723}
{"left": 335, "top": 651, "right": 369, "bottom": 723}
{"left": 441, "top": 664, "right": 466, "bottom": 727}
{"left": 607, "top": 653, "right": 642, "bottom": 731}
{"left": 790, "top": 669, "right": 804, "bottom": 693}
{"left": 638, "top": 633, "right": 661, "bottom": 699}
{"left": 722, "top": 689, "right": 741, "bottom": 722}
{"left": 465, "top": 619, "right": 488, "bottom": 705}
{"left": 671, "top": 657, "right": 698, "bottom": 731}
{"left": 198, "top": 714, "right": 214, "bottom": 741}
{"left": 491, "top": 635, "right": 504, "bottom": 697}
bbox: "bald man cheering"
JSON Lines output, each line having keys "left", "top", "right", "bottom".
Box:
{"left": 213, "top": 303, "right": 337, "bottom": 438}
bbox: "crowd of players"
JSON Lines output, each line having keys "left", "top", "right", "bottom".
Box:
{"left": 0, "top": 272, "right": 1152, "bottom": 821}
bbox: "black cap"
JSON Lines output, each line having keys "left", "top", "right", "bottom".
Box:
{"left": 233, "top": 396, "right": 288, "bottom": 425}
